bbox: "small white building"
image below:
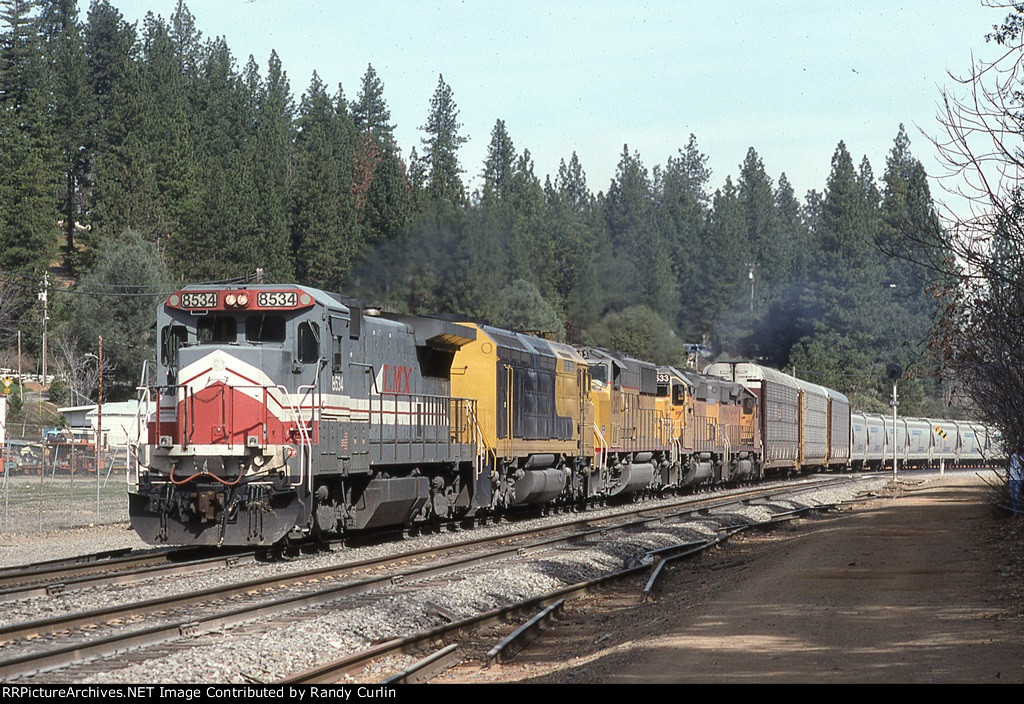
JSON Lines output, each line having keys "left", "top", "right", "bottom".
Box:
{"left": 58, "top": 400, "right": 155, "bottom": 448}
{"left": 59, "top": 405, "right": 95, "bottom": 431}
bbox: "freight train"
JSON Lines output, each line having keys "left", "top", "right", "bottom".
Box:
{"left": 128, "top": 284, "right": 1001, "bottom": 546}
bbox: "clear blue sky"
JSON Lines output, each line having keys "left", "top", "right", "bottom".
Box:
{"left": 105, "top": 0, "right": 1007, "bottom": 205}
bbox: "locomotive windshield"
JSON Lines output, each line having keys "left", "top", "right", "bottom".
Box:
{"left": 197, "top": 315, "right": 237, "bottom": 343}
{"left": 245, "top": 314, "right": 286, "bottom": 342}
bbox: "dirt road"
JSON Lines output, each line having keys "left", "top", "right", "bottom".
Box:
{"left": 443, "top": 472, "right": 1024, "bottom": 684}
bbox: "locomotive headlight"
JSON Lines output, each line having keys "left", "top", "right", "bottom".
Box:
{"left": 237, "top": 293, "right": 249, "bottom": 306}
{"left": 252, "top": 452, "right": 265, "bottom": 467}
{"left": 225, "top": 293, "right": 237, "bottom": 306}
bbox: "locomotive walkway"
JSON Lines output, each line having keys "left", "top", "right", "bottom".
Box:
{"left": 467, "top": 471, "right": 1024, "bottom": 684}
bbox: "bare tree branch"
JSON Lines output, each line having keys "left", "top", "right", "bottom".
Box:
{"left": 50, "top": 335, "right": 114, "bottom": 406}
{"left": 910, "top": 9, "right": 1024, "bottom": 456}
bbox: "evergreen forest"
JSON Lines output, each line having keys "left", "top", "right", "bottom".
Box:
{"left": 0, "top": 0, "right": 961, "bottom": 420}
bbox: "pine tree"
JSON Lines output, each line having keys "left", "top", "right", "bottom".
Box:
{"left": 549, "top": 151, "right": 605, "bottom": 336}
{"left": 751, "top": 173, "right": 815, "bottom": 367}
{"left": 138, "top": 13, "right": 202, "bottom": 256}
{"left": 698, "top": 176, "right": 749, "bottom": 340}
{"left": 737, "top": 147, "right": 779, "bottom": 302}
{"left": 420, "top": 74, "right": 467, "bottom": 210}
{"left": 506, "top": 148, "right": 554, "bottom": 292}
{"left": 553, "top": 153, "right": 589, "bottom": 212}
{"left": 243, "top": 50, "right": 295, "bottom": 280}
{"left": 66, "top": 229, "right": 170, "bottom": 389}
{"left": 350, "top": 64, "right": 409, "bottom": 244}
{"left": 181, "top": 36, "right": 260, "bottom": 278}
{"left": 352, "top": 64, "right": 393, "bottom": 142}
{"left": 604, "top": 145, "right": 675, "bottom": 318}
{"left": 40, "top": 0, "right": 94, "bottom": 263}
{"left": 481, "top": 119, "right": 516, "bottom": 203}
{"left": 168, "top": 0, "right": 200, "bottom": 78}
{"left": 293, "top": 72, "right": 359, "bottom": 289}
{"left": 879, "top": 124, "right": 943, "bottom": 282}
{"left": 877, "top": 125, "right": 944, "bottom": 375}
{"left": 0, "top": 0, "right": 60, "bottom": 277}
{"left": 84, "top": 0, "right": 137, "bottom": 130}
{"left": 790, "top": 143, "right": 892, "bottom": 394}
{"left": 82, "top": 0, "right": 140, "bottom": 261}
{"left": 772, "top": 173, "right": 808, "bottom": 281}
{"left": 362, "top": 145, "right": 410, "bottom": 243}
{"left": 0, "top": 0, "right": 42, "bottom": 113}
{"left": 656, "top": 135, "right": 710, "bottom": 335}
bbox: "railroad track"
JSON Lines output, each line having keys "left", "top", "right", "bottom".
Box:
{"left": 281, "top": 500, "right": 844, "bottom": 684}
{"left": 0, "top": 474, "right": 861, "bottom": 682}
{"left": 0, "top": 548, "right": 260, "bottom": 602}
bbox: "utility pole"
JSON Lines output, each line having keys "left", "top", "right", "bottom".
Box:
{"left": 98, "top": 336, "right": 103, "bottom": 455}
{"left": 747, "top": 262, "right": 755, "bottom": 312}
{"left": 96, "top": 336, "right": 103, "bottom": 525}
{"left": 38, "top": 273, "right": 48, "bottom": 386}
{"left": 891, "top": 382, "right": 899, "bottom": 481}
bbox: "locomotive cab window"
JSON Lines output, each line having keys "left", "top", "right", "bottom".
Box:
{"left": 197, "top": 315, "right": 237, "bottom": 344}
{"left": 245, "top": 315, "right": 286, "bottom": 343}
{"left": 297, "top": 321, "right": 320, "bottom": 364}
{"left": 160, "top": 325, "right": 188, "bottom": 366}
{"left": 672, "top": 384, "right": 686, "bottom": 406}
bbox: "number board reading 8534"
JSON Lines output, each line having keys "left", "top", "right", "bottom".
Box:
{"left": 257, "top": 291, "right": 297, "bottom": 308}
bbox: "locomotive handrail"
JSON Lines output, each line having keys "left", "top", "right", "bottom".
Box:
{"left": 128, "top": 363, "right": 153, "bottom": 485}
{"left": 355, "top": 360, "right": 481, "bottom": 464}
{"left": 667, "top": 418, "right": 681, "bottom": 465}
{"left": 186, "top": 386, "right": 193, "bottom": 448}
{"left": 659, "top": 416, "right": 673, "bottom": 449}
{"left": 128, "top": 385, "right": 152, "bottom": 486}
{"left": 504, "top": 364, "right": 514, "bottom": 459}
{"left": 465, "top": 401, "right": 494, "bottom": 480}
{"left": 594, "top": 423, "right": 609, "bottom": 470}
{"left": 274, "top": 383, "right": 313, "bottom": 491}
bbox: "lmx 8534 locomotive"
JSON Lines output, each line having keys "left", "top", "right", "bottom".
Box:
{"left": 129, "top": 284, "right": 1000, "bottom": 546}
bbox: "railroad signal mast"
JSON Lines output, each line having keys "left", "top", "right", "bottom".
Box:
{"left": 887, "top": 363, "right": 902, "bottom": 481}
